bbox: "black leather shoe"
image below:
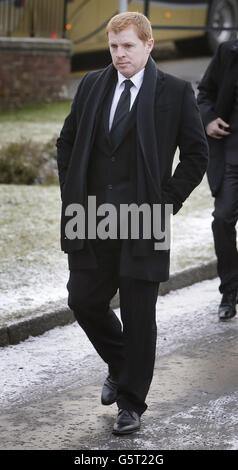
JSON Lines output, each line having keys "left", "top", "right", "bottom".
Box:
{"left": 101, "top": 375, "right": 118, "bottom": 405}
{"left": 218, "top": 288, "right": 238, "bottom": 321}
{"left": 112, "top": 409, "right": 141, "bottom": 435}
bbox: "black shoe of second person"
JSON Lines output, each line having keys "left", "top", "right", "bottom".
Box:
{"left": 101, "top": 375, "right": 118, "bottom": 405}
{"left": 218, "top": 288, "right": 238, "bottom": 321}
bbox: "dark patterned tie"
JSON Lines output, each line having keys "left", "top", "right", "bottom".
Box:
{"left": 110, "top": 79, "right": 133, "bottom": 146}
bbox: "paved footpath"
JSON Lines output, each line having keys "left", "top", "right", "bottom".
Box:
{"left": 0, "top": 278, "right": 238, "bottom": 451}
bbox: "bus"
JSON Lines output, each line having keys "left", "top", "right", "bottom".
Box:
{"left": 66, "top": 0, "right": 238, "bottom": 54}
{"left": 0, "top": 0, "right": 237, "bottom": 54}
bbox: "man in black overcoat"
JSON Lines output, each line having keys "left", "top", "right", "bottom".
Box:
{"left": 197, "top": 40, "right": 238, "bottom": 321}
{"left": 57, "top": 12, "right": 208, "bottom": 435}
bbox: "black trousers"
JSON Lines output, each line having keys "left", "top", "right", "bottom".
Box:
{"left": 212, "top": 163, "right": 238, "bottom": 293}
{"left": 67, "top": 239, "right": 160, "bottom": 415}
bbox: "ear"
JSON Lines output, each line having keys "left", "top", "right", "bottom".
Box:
{"left": 147, "top": 38, "right": 154, "bottom": 53}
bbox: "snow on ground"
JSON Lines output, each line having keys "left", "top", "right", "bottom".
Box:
{"left": 0, "top": 122, "right": 62, "bottom": 147}
{"left": 130, "top": 392, "right": 238, "bottom": 450}
{"left": 0, "top": 277, "right": 236, "bottom": 412}
{"left": 0, "top": 258, "right": 68, "bottom": 324}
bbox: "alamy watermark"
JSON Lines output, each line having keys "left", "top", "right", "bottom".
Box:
{"left": 65, "top": 196, "right": 173, "bottom": 250}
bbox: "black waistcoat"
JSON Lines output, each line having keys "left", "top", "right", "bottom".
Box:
{"left": 87, "top": 84, "right": 138, "bottom": 209}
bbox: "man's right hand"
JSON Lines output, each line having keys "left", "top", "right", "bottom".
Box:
{"left": 206, "top": 117, "right": 231, "bottom": 139}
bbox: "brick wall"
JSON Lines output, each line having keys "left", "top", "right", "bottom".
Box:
{"left": 0, "top": 38, "right": 73, "bottom": 109}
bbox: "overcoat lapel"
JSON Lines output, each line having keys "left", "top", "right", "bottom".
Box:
{"left": 103, "top": 81, "right": 117, "bottom": 145}
{"left": 80, "top": 63, "right": 117, "bottom": 149}
{"left": 63, "top": 63, "right": 117, "bottom": 203}
{"left": 137, "top": 56, "right": 165, "bottom": 202}
{"left": 131, "top": 58, "right": 167, "bottom": 257}
{"left": 61, "top": 64, "right": 117, "bottom": 253}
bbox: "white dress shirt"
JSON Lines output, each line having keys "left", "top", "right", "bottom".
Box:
{"left": 109, "top": 68, "right": 145, "bottom": 131}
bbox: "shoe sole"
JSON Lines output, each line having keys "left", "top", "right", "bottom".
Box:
{"left": 101, "top": 398, "right": 117, "bottom": 405}
{"left": 219, "top": 314, "right": 236, "bottom": 322}
{"left": 112, "top": 425, "right": 141, "bottom": 435}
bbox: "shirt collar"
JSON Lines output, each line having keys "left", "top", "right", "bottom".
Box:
{"left": 117, "top": 68, "right": 145, "bottom": 89}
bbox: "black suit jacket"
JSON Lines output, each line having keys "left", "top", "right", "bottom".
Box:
{"left": 57, "top": 56, "right": 208, "bottom": 281}
{"left": 197, "top": 40, "right": 238, "bottom": 196}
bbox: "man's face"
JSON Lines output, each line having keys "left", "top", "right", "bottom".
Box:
{"left": 108, "top": 25, "right": 154, "bottom": 78}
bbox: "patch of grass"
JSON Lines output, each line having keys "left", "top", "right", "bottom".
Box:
{"left": 0, "top": 137, "right": 59, "bottom": 184}
{"left": 0, "top": 101, "right": 71, "bottom": 124}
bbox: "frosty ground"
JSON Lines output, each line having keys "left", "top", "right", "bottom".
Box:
{"left": 0, "top": 278, "right": 238, "bottom": 450}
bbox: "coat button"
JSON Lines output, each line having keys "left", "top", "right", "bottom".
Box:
{"left": 107, "top": 184, "right": 113, "bottom": 190}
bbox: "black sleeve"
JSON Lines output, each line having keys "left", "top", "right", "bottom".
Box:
{"left": 56, "top": 75, "right": 88, "bottom": 196}
{"left": 197, "top": 44, "right": 223, "bottom": 127}
{"left": 163, "top": 82, "right": 209, "bottom": 214}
